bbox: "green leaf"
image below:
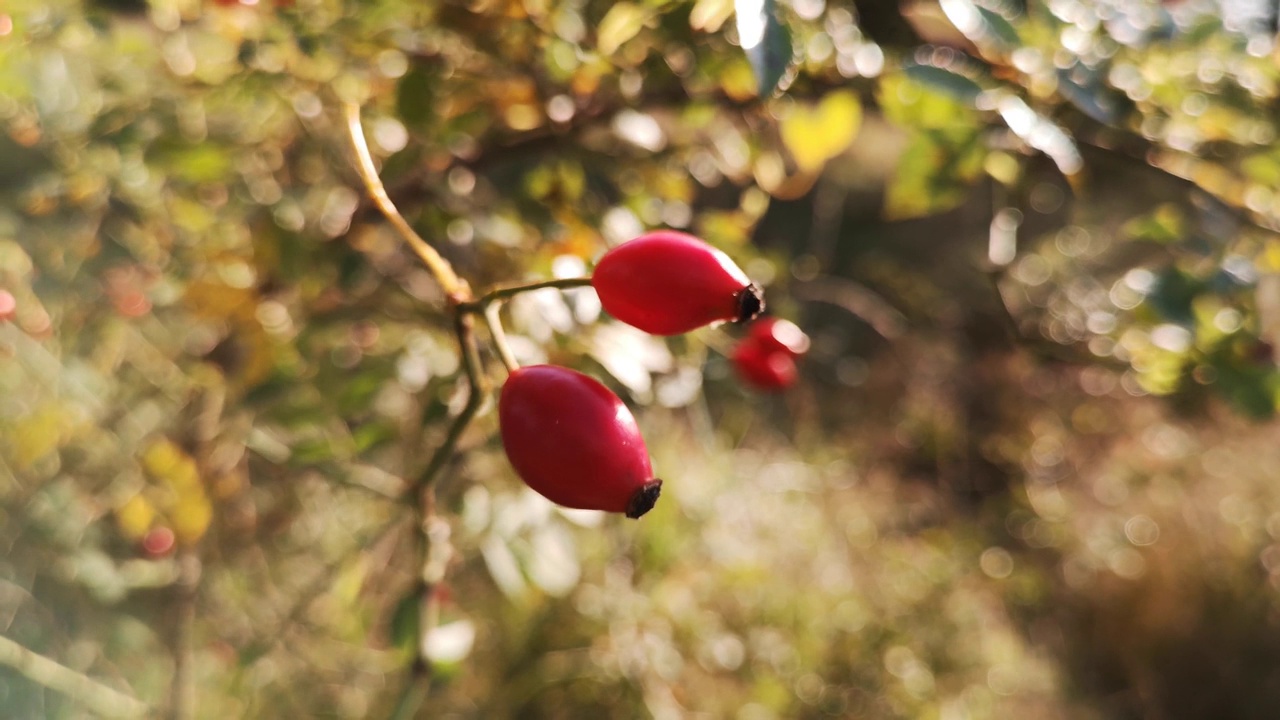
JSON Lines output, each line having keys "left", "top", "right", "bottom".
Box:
{"left": 291, "top": 437, "right": 338, "bottom": 464}
{"left": 976, "top": 6, "right": 1019, "bottom": 46}
{"left": 154, "top": 143, "right": 233, "bottom": 185}
{"left": 939, "top": 0, "right": 1019, "bottom": 51}
{"left": 735, "top": 0, "right": 792, "bottom": 97}
{"left": 598, "top": 3, "right": 651, "bottom": 55}
{"left": 396, "top": 64, "right": 436, "bottom": 130}
{"left": 902, "top": 64, "right": 984, "bottom": 104}
{"left": 390, "top": 591, "right": 420, "bottom": 657}
{"left": 1122, "top": 204, "right": 1186, "bottom": 244}
{"left": 880, "top": 72, "right": 981, "bottom": 130}
{"left": 883, "top": 131, "right": 986, "bottom": 220}
{"left": 352, "top": 421, "right": 398, "bottom": 454}
{"left": 1056, "top": 66, "right": 1123, "bottom": 125}
{"left": 1242, "top": 152, "right": 1280, "bottom": 186}
{"left": 1147, "top": 268, "right": 1201, "bottom": 324}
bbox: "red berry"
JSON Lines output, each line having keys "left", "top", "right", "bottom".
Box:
{"left": 732, "top": 341, "right": 798, "bottom": 391}
{"left": 142, "top": 526, "right": 176, "bottom": 557}
{"left": 592, "top": 230, "right": 764, "bottom": 335}
{"left": 747, "top": 317, "right": 810, "bottom": 358}
{"left": 0, "top": 290, "right": 14, "bottom": 322}
{"left": 499, "top": 365, "right": 661, "bottom": 518}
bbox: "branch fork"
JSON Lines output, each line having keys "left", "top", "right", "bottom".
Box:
{"left": 344, "top": 101, "right": 593, "bottom": 717}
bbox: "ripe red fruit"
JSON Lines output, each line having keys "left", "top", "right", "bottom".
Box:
{"left": 748, "top": 317, "right": 810, "bottom": 357}
{"left": 592, "top": 230, "right": 764, "bottom": 335}
{"left": 732, "top": 342, "right": 798, "bottom": 391}
{"left": 142, "top": 526, "right": 176, "bottom": 557}
{"left": 0, "top": 290, "right": 14, "bottom": 322}
{"left": 499, "top": 365, "right": 661, "bottom": 518}
{"left": 732, "top": 316, "right": 809, "bottom": 392}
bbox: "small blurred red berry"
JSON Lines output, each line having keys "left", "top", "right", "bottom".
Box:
{"left": 142, "top": 526, "right": 176, "bottom": 557}
{"left": 732, "top": 342, "right": 798, "bottom": 391}
{"left": 732, "top": 316, "right": 808, "bottom": 392}
{"left": 0, "top": 290, "right": 15, "bottom": 322}
{"left": 113, "top": 290, "right": 152, "bottom": 318}
{"left": 747, "top": 317, "right": 810, "bottom": 357}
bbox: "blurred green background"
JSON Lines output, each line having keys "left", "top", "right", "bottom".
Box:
{"left": 5, "top": 0, "right": 1280, "bottom": 717}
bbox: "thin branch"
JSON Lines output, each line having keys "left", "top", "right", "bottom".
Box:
{"left": 793, "top": 276, "right": 909, "bottom": 339}
{"left": 413, "top": 315, "right": 489, "bottom": 493}
{"left": 168, "top": 550, "right": 200, "bottom": 720}
{"left": 483, "top": 304, "right": 520, "bottom": 374}
{"left": 458, "top": 277, "right": 593, "bottom": 312}
{"left": 347, "top": 81, "right": 781, "bottom": 232}
{"left": 343, "top": 102, "right": 470, "bottom": 304}
{"left": 390, "top": 313, "right": 489, "bottom": 719}
{"left": 1069, "top": 112, "right": 1280, "bottom": 236}
{"left": 0, "top": 635, "right": 148, "bottom": 719}
{"left": 983, "top": 267, "right": 1128, "bottom": 368}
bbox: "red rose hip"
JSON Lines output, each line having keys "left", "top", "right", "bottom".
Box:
{"left": 592, "top": 230, "right": 764, "bottom": 335}
{"left": 732, "top": 316, "right": 809, "bottom": 392}
{"left": 732, "top": 341, "right": 798, "bottom": 391}
{"left": 748, "top": 317, "right": 810, "bottom": 357}
{"left": 499, "top": 365, "right": 661, "bottom": 519}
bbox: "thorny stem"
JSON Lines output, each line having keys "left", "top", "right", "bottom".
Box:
{"left": 0, "top": 635, "right": 147, "bottom": 719}
{"left": 343, "top": 102, "right": 470, "bottom": 304}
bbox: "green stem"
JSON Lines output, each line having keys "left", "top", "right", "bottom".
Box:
{"left": 483, "top": 303, "right": 520, "bottom": 374}
{"left": 414, "top": 315, "right": 488, "bottom": 492}
{"left": 169, "top": 550, "right": 200, "bottom": 720}
{"left": 390, "top": 313, "right": 489, "bottom": 719}
{"left": 0, "top": 635, "right": 147, "bottom": 719}
{"left": 459, "top": 277, "right": 593, "bottom": 313}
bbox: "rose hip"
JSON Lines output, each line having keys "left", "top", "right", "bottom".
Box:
{"left": 592, "top": 230, "right": 764, "bottom": 335}
{"left": 499, "top": 365, "right": 661, "bottom": 518}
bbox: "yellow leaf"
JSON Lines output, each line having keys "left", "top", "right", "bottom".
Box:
{"left": 720, "top": 60, "right": 759, "bottom": 102}
{"left": 690, "top": 0, "right": 734, "bottom": 32}
{"left": 116, "top": 494, "right": 156, "bottom": 540}
{"left": 141, "top": 438, "right": 200, "bottom": 487}
{"left": 142, "top": 438, "right": 212, "bottom": 544}
{"left": 1263, "top": 240, "right": 1280, "bottom": 272}
{"left": 780, "top": 90, "right": 863, "bottom": 173}
{"left": 171, "top": 493, "right": 213, "bottom": 546}
{"left": 11, "top": 406, "right": 65, "bottom": 470}
{"left": 184, "top": 279, "right": 256, "bottom": 322}
{"left": 598, "top": 3, "right": 650, "bottom": 55}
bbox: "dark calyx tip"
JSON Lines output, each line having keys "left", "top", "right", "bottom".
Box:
{"left": 734, "top": 284, "right": 766, "bottom": 324}
{"left": 625, "top": 480, "right": 663, "bottom": 519}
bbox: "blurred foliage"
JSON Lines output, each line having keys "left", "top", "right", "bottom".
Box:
{"left": 3, "top": 0, "right": 1280, "bottom": 718}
